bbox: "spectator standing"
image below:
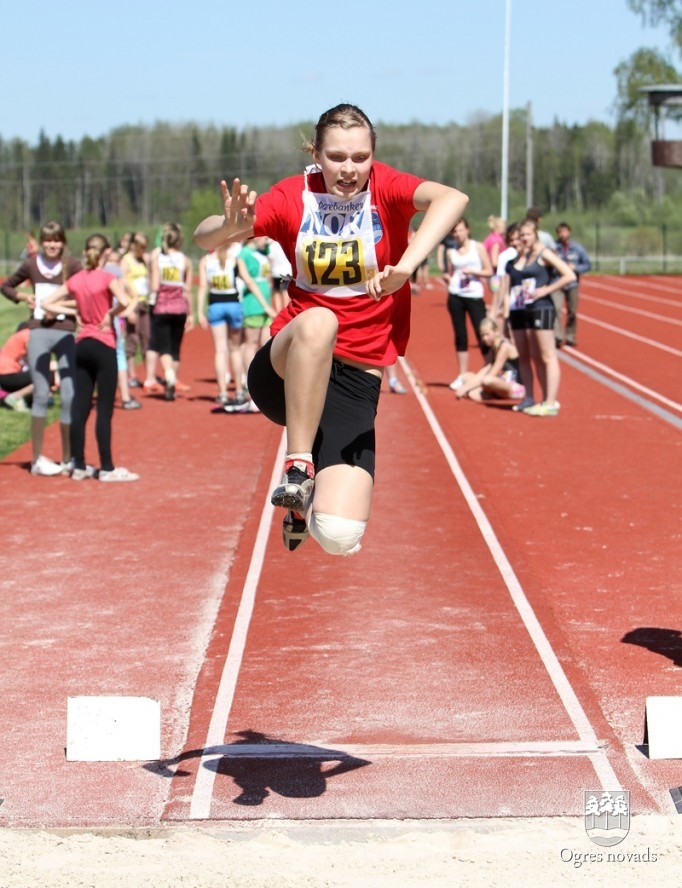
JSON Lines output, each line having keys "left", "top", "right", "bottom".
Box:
{"left": 526, "top": 207, "right": 555, "bottom": 250}
{"left": 103, "top": 250, "right": 141, "bottom": 411}
{"left": 268, "top": 238, "right": 293, "bottom": 313}
{"left": 437, "top": 225, "right": 458, "bottom": 276}
{"left": 504, "top": 217, "right": 575, "bottom": 416}
{"left": 149, "top": 223, "right": 193, "bottom": 402}
{"left": 236, "top": 236, "right": 277, "bottom": 408}
{"left": 41, "top": 234, "right": 139, "bottom": 481}
{"left": 483, "top": 215, "right": 506, "bottom": 306}
{"left": 552, "top": 222, "right": 591, "bottom": 347}
{"left": 445, "top": 218, "right": 493, "bottom": 391}
{"left": 0, "top": 221, "right": 81, "bottom": 475}
{"left": 491, "top": 222, "right": 521, "bottom": 327}
{"left": 120, "top": 232, "right": 151, "bottom": 387}
{"left": 197, "top": 244, "right": 247, "bottom": 409}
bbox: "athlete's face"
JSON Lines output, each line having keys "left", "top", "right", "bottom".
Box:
{"left": 454, "top": 221, "right": 470, "bottom": 243}
{"left": 480, "top": 325, "right": 496, "bottom": 347}
{"left": 519, "top": 224, "right": 537, "bottom": 250}
{"left": 41, "top": 238, "right": 64, "bottom": 260}
{"left": 314, "top": 126, "right": 373, "bottom": 200}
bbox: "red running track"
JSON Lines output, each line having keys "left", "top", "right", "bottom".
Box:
{"left": 0, "top": 275, "right": 680, "bottom": 827}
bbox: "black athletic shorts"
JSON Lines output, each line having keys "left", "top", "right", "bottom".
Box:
{"left": 509, "top": 297, "right": 556, "bottom": 331}
{"left": 247, "top": 337, "right": 381, "bottom": 478}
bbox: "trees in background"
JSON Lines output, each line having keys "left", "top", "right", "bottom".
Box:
{"left": 1, "top": 110, "right": 679, "bottom": 238}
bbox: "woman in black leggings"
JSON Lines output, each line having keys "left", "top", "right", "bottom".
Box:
{"left": 42, "top": 234, "right": 140, "bottom": 481}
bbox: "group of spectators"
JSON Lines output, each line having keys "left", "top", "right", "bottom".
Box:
{"left": 441, "top": 207, "right": 591, "bottom": 416}
{"left": 0, "top": 220, "right": 298, "bottom": 477}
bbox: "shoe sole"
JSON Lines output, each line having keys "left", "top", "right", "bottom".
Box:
{"left": 271, "top": 480, "right": 314, "bottom": 511}
{"left": 283, "top": 512, "right": 309, "bottom": 551}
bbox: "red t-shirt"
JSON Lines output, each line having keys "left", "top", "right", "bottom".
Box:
{"left": 253, "top": 161, "right": 424, "bottom": 366}
{"left": 66, "top": 269, "right": 117, "bottom": 348}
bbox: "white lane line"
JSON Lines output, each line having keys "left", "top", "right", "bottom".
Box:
{"left": 581, "top": 295, "right": 682, "bottom": 326}
{"left": 562, "top": 347, "right": 682, "bottom": 415}
{"left": 189, "top": 740, "right": 605, "bottom": 760}
{"left": 189, "top": 431, "right": 287, "bottom": 820}
{"left": 399, "top": 356, "right": 622, "bottom": 792}
{"left": 577, "top": 315, "right": 682, "bottom": 357}
{"left": 585, "top": 281, "right": 682, "bottom": 307}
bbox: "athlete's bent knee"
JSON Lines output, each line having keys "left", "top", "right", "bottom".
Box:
{"left": 308, "top": 511, "right": 366, "bottom": 557}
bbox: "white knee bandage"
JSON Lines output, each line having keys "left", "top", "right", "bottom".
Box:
{"left": 308, "top": 511, "right": 366, "bottom": 557}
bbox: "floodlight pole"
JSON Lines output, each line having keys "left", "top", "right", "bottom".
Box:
{"left": 501, "top": 0, "right": 511, "bottom": 220}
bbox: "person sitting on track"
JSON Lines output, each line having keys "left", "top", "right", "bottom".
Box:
{"left": 195, "top": 103, "right": 468, "bottom": 556}
{"left": 454, "top": 317, "right": 525, "bottom": 402}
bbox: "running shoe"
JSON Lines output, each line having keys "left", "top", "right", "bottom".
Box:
{"left": 282, "top": 510, "right": 309, "bottom": 551}
{"left": 224, "top": 393, "right": 251, "bottom": 413}
{"left": 449, "top": 375, "right": 465, "bottom": 391}
{"left": 271, "top": 458, "right": 315, "bottom": 511}
{"left": 128, "top": 378, "right": 142, "bottom": 388}
{"left": 30, "top": 455, "right": 63, "bottom": 476}
{"left": 61, "top": 459, "right": 96, "bottom": 478}
{"left": 143, "top": 381, "right": 165, "bottom": 395}
{"left": 4, "top": 393, "right": 29, "bottom": 412}
{"left": 164, "top": 384, "right": 176, "bottom": 402}
{"left": 389, "top": 378, "right": 407, "bottom": 394}
{"left": 512, "top": 396, "right": 535, "bottom": 413}
{"left": 122, "top": 398, "right": 142, "bottom": 410}
{"left": 99, "top": 467, "right": 140, "bottom": 482}
{"left": 524, "top": 401, "right": 560, "bottom": 417}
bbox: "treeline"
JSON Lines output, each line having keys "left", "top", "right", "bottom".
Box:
{"left": 1, "top": 110, "right": 680, "bottom": 236}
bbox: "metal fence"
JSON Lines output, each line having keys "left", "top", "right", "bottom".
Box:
{"left": 2, "top": 257, "right": 682, "bottom": 280}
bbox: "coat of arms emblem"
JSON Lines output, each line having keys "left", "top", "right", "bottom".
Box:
{"left": 584, "top": 790, "right": 630, "bottom": 846}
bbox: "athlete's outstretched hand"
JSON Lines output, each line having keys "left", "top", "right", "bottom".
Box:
{"left": 221, "top": 178, "right": 258, "bottom": 234}
{"left": 365, "top": 264, "right": 412, "bottom": 301}
{"left": 195, "top": 178, "right": 258, "bottom": 249}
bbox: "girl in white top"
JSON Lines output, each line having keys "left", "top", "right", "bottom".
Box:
{"left": 444, "top": 218, "right": 493, "bottom": 390}
{"left": 267, "top": 239, "right": 293, "bottom": 313}
{"left": 197, "top": 244, "right": 247, "bottom": 407}
{"left": 149, "top": 223, "right": 193, "bottom": 402}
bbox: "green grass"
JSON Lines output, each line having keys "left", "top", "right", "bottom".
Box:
{"left": 0, "top": 299, "right": 61, "bottom": 461}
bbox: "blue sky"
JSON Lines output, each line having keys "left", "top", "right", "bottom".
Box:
{"left": 4, "top": 0, "right": 677, "bottom": 144}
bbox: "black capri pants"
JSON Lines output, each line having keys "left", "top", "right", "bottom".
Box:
{"left": 151, "top": 312, "right": 186, "bottom": 360}
{"left": 247, "top": 337, "right": 381, "bottom": 478}
{"left": 446, "top": 293, "right": 487, "bottom": 355}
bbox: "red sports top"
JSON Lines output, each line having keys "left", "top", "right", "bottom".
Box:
{"left": 253, "top": 161, "right": 424, "bottom": 366}
{"left": 66, "top": 268, "right": 118, "bottom": 348}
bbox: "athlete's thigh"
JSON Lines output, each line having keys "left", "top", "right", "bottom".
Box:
{"left": 312, "top": 463, "right": 374, "bottom": 522}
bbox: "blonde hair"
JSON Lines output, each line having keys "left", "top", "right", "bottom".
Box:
{"left": 479, "top": 317, "right": 498, "bottom": 334}
{"left": 83, "top": 233, "right": 111, "bottom": 271}
{"left": 303, "top": 103, "right": 376, "bottom": 156}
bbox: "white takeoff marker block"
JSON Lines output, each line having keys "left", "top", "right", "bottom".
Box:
{"left": 646, "top": 696, "right": 682, "bottom": 760}
{"left": 67, "top": 696, "right": 161, "bottom": 762}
